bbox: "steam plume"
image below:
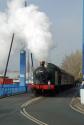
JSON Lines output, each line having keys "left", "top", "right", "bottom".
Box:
{"left": 0, "top": 0, "right": 53, "bottom": 71}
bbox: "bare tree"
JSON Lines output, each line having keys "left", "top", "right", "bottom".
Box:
{"left": 61, "top": 50, "right": 82, "bottom": 80}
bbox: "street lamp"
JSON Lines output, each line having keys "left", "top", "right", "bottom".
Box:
{"left": 82, "top": 0, "right": 84, "bottom": 83}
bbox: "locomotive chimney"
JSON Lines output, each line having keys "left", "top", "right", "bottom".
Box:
{"left": 40, "top": 61, "right": 45, "bottom": 67}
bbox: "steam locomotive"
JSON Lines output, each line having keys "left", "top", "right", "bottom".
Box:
{"left": 31, "top": 61, "right": 74, "bottom": 95}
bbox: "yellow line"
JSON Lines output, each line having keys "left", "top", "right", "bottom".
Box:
{"left": 21, "top": 97, "right": 42, "bottom": 108}
{"left": 20, "top": 97, "right": 48, "bottom": 125}
{"left": 23, "top": 108, "right": 48, "bottom": 125}
{"left": 20, "top": 110, "right": 47, "bottom": 125}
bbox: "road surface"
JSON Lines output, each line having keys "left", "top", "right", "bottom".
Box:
{"left": 0, "top": 87, "right": 84, "bottom": 125}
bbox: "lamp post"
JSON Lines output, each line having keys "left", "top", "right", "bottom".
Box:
{"left": 80, "top": 0, "right": 84, "bottom": 104}
{"left": 82, "top": 0, "right": 84, "bottom": 82}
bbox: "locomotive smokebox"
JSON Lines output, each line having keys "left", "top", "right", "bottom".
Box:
{"left": 40, "top": 61, "right": 45, "bottom": 67}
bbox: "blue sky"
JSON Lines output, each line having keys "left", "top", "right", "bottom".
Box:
{"left": 0, "top": 0, "right": 82, "bottom": 66}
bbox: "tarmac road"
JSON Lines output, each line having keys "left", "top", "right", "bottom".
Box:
{"left": 0, "top": 87, "right": 84, "bottom": 125}
{"left": 25, "top": 87, "right": 84, "bottom": 125}
{"left": 0, "top": 94, "right": 37, "bottom": 125}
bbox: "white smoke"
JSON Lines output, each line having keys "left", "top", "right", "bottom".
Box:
{"left": 0, "top": 0, "right": 53, "bottom": 71}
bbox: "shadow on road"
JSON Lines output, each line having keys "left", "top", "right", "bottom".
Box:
{"left": 42, "top": 87, "right": 80, "bottom": 98}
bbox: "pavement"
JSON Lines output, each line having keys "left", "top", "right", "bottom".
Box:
{"left": 70, "top": 97, "right": 84, "bottom": 114}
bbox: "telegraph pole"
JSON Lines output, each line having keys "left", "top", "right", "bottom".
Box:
{"left": 31, "top": 53, "right": 34, "bottom": 71}
{"left": 25, "top": 0, "right": 27, "bottom": 7}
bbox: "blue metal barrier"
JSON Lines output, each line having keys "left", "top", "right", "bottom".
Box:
{"left": 0, "top": 85, "right": 26, "bottom": 97}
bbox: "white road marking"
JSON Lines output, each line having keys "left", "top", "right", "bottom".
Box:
{"left": 20, "top": 97, "right": 48, "bottom": 125}
{"left": 21, "top": 97, "right": 42, "bottom": 108}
